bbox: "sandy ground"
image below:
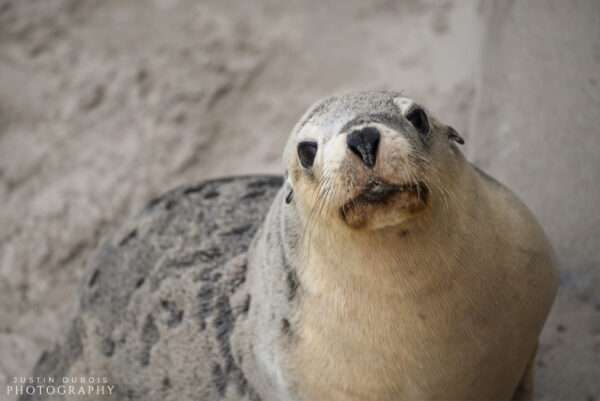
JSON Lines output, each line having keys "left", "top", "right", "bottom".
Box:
{"left": 0, "top": 0, "right": 598, "bottom": 400}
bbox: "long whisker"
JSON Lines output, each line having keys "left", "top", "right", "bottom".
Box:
{"left": 299, "top": 165, "right": 340, "bottom": 266}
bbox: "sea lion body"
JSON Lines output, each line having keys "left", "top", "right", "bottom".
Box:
{"left": 235, "top": 91, "right": 559, "bottom": 401}
{"left": 26, "top": 92, "right": 558, "bottom": 401}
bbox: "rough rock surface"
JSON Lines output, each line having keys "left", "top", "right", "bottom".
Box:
{"left": 1, "top": 1, "right": 599, "bottom": 400}
{"left": 23, "top": 175, "right": 282, "bottom": 401}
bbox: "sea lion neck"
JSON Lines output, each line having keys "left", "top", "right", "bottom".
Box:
{"left": 296, "top": 218, "right": 442, "bottom": 289}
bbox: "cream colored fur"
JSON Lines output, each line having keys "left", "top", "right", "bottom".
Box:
{"left": 280, "top": 92, "right": 558, "bottom": 401}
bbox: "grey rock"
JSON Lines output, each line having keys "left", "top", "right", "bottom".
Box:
{"left": 22, "top": 175, "right": 282, "bottom": 401}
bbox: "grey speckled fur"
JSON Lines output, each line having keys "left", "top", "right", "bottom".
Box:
{"left": 22, "top": 176, "right": 283, "bottom": 401}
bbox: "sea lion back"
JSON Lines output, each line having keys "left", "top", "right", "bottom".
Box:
{"left": 24, "top": 176, "right": 282, "bottom": 401}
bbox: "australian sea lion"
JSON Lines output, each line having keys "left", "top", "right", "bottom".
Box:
{"left": 26, "top": 91, "right": 558, "bottom": 401}
{"left": 236, "top": 91, "right": 559, "bottom": 401}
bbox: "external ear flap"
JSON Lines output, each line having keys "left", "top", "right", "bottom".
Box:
{"left": 447, "top": 126, "right": 465, "bottom": 145}
{"left": 285, "top": 174, "right": 294, "bottom": 204}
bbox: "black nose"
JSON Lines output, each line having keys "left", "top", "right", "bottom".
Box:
{"left": 346, "top": 127, "right": 380, "bottom": 168}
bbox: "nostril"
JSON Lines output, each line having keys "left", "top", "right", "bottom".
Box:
{"left": 346, "top": 127, "right": 381, "bottom": 168}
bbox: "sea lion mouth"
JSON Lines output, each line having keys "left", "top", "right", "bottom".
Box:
{"left": 347, "top": 180, "right": 428, "bottom": 205}
{"left": 340, "top": 180, "right": 429, "bottom": 227}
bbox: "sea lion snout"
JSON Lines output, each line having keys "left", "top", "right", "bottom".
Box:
{"left": 346, "top": 126, "right": 380, "bottom": 168}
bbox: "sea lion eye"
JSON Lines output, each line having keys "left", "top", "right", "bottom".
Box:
{"left": 406, "top": 107, "right": 430, "bottom": 136}
{"left": 297, "top": 141, "right": 318, "bottom": 168}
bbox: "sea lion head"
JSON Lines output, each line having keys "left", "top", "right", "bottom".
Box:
{"left": 284, "top": 91, "right": 465, "bottom": 231}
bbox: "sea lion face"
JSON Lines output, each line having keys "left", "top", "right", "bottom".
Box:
{"left": 285, "top": 91, "right": 464, "bottom": 231}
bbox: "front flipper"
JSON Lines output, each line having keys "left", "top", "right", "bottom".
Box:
{"left": 512, "top": 344, "right": 537, "bottom": 401}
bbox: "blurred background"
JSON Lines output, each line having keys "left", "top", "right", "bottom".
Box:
{"left": 0, "top": 0, "right": 598, "bottom": 400}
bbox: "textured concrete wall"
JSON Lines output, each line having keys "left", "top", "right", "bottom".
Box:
{"left": 0, "top": 0, "right": 598, "bottom": 399}
{"left": 471, "top": 2, "right": 600, "bottom": 399}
